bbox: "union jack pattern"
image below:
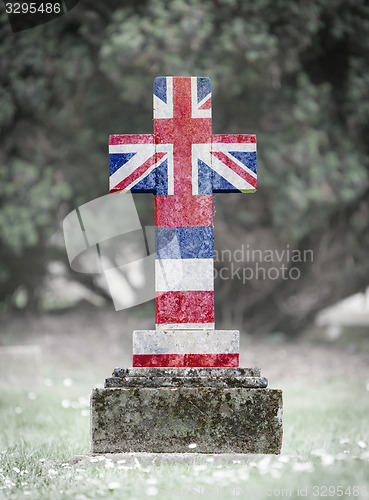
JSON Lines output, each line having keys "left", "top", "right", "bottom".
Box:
{"left": 108, "top": 76, "right": 257, "bottom": 367}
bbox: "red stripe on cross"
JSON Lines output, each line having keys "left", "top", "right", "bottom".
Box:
{"left": 212, "top": 134, "right": 256, "bottom": 144}
{"left": 109, "top": 134, "right": 154, "bottom": 145}
{"left": 156, "top": 291, "right": 215, "bottom": 325}
{"left": 155, "top": 193, "right": 213, "bottom": 227}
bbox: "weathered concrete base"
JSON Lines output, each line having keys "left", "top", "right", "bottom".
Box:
{"left": 91, "top": 367, "right": 283, "bottom": 454}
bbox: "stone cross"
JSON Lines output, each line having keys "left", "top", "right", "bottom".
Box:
{"left": 109, "top": 77, "right": 257, "bottom": 367}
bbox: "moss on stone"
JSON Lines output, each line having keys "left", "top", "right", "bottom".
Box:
{"left": 91, "top": 386, "right": 283, "bottom": 454}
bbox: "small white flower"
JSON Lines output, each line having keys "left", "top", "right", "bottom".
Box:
{"left": 193, "top": 464, "right": 207, "bottom": 472}
{"left": 24, "top": 491, "right": 31, "bottom": 496}
{"left": 48, "top": 469, "right": 58, "bottom": 477}
{"left": 81, "top": 410, "right": 89, "bottom": 417}
{"left": 188, "top": 443, "right": 197, "bottom": 449}
{"left": 358, "top": 440, "right": 367, "bottom": 449}
{"left": 89, "top": 458, "right": 99, "bottom": 463}
{"left": 321, "top": 454, "right": 335, "bottom": 466}
{"left": 13, "top": 467, "right": 20, "bottom": 474}
{"left": 335, "top": 453, "right": 349, "bottom": 460}
{"left": 212, "top": 469, "right": 225, "bottom": 478}
{"left": 146, "top": 477, "right": 158, "bottom": 485}
{"left": 27, "top": 392, "right": 37, "bottom": 400}
{"left": 44, "top": 378, "right": 53, "bottom": 387}
{"left": 256, "top": 455, "right": 272, "bottom": 473}
{"left": 237, "top": 466, "right": 249, "bottom": 479}
{"left": 78, "top": 396, "right": 89, "bottom": 405}
{"left": 63, "top": 378, "right": 73, "bottom": 387}
{"left": 271, "top": 468, "right": 281, "bottom": 479}
{"left": 39, "top": 459, "right": 46, "bottom": 463}
{"left": 61, "top": 400, "right": 70, "bottom": 409}
{"left": 15, "top": 407, "right": 22, "bottom": 414}
{"left": 206, "top": 457, "right": 214, "bottom": 463}
{"left": 292, "top": 462, "right": 314, "bottom": 472}
{"left": 104, "top": 462, "right": 114, "bottom": 469}
{"left": 273, "top": 461, "right": 283, "bottom": 470}
{"left": 339, "top": 438, "right": 349, "bottom": 445}
{"left": 146, "top": 486, "right": 158, "bottom": 496}
{"left": 311, "top": 448, "right": 325, "bottom": 456}
{"left": 108, "top": 482, "right": 121, "bottom": 490}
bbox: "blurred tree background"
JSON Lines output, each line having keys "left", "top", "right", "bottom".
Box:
{"left": 0, "top": 0, "right": 369, "bottom": 335}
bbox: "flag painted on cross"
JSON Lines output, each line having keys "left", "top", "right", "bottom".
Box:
{"left": 108, "top": 76, "right": 257, "bottom": 367}
{"left": 110, "top": 79, "right": 256, "bottom": 196}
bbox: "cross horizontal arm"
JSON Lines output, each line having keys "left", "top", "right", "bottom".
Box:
{"left": 194, "top": 135, "right": 257, "bottom": 194}
{"left": 109, "top": 134, "right": 169, "bottom": 194}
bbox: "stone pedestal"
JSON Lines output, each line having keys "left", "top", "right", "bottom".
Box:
{"left": 91, "top": 367, "right": 283, "bottom": 454}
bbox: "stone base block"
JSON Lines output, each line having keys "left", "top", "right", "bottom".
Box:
{"left": 132, "top": 329, "right": 240, "bottom": 367}
{"left": 91, "top": 368, "right": 283, "bottom": 454}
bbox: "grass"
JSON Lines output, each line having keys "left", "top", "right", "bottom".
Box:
{"left": 1, "top": 377, "right": 369, "bottom": 499}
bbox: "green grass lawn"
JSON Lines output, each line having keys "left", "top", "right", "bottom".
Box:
{"left": 1, "top": 377, "right": 369, "bottom": 499}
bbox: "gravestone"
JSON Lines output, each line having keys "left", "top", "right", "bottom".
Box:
{"left": 91, "top": 77, "right": 283, "bottom": 453}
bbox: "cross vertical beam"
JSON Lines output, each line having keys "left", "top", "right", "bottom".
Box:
{"left": 154, "top": 77, "right": 214, "bottom": 332}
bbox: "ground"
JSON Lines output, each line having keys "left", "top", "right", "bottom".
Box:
{"left": 1, "top": 304, "right": 369, "bottom": 499}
